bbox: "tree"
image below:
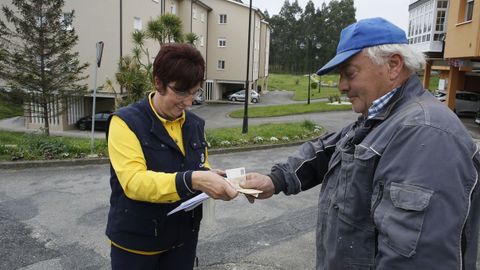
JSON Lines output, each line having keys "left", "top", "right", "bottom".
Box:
{"left": 322, "top": 0, "right": 356, "bottom": 67}
{"left": 147, "top": 13, "right": 184, "bottom": 45}
{"left": 0, "top": 0, "right": 89, "bottom": 136}
{"left": 184, "top": 32, "right": 199, "bottom": 45}
{"left": 107, "top": 13, "right": 199, "bottom": 107}
{"left": 266, "top": 0, "right": 356, "bottom": 74}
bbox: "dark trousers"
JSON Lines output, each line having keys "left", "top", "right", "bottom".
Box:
{"left": 110, "top": 237, "right": 199, "bottom": 270}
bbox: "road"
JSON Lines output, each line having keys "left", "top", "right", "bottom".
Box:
{"left": 1, "top": 90, "right": 480, "bottom": 269}
{"left": 0, "top": 91, "right": 353, "bottom": 270}
{"left": 0, "top": 145, "right": 321, "bottom": 270}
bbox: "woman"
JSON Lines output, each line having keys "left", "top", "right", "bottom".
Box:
{"left": 106, "top": 43, "right": 238, "bottom": 269}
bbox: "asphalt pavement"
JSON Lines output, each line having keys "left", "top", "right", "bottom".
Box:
{"left": 1, "top": 90, "right": 480, "bottom": 269}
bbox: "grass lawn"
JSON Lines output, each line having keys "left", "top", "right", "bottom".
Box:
{"left": 260, "top": 73, "right": 343, "bottom": 101}
{"left": 229, "top": 101, "right": 352, "bottom": 118}
{"left": 0, "top": 96, "right": 23, "bottom": 119}
{"left": 259, "top": 73, "right": 440, "bottom": 101}
{"left": 205, "top": 120, "right": 323, "bottom": 148}
{"left": 0, "top": 130, "right": 108, "bottom": 161}
{"left": 419, "top": 75, "right": 440, "bottom": 91}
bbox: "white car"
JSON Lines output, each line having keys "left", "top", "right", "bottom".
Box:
{"left": 227, "top": 90, "right": 259, "bottom": 103}
{"left": 435, "top": 90, "right": 480, "bottom": 115}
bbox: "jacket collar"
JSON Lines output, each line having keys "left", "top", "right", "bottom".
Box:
{"left": 367, "top": 75, "right": 424, "bottom": 123}
{"left": 139, "top": 95, "right": 185, "bottom": 154}
{"left": 348, "top": 75, "right": 424, "bottom": 145}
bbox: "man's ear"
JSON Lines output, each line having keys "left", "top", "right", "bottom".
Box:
{"left": 387, "top": 54, "right": 404, "bottom": 80}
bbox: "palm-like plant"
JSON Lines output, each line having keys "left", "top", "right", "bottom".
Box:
{"left": 147, "top": 14, "right": 183, "bottom": 45}
{"left": 110, "top": 14, "right": 203, "bottom": 106}
{"left": 184, "top": 32, "right": 199, "bottom": 45}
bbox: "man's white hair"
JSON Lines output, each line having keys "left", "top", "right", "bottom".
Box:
{"left": 365, "top": 44, "right": 426, "bottom": 74}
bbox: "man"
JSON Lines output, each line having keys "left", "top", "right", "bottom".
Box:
{"left": 242, "top": 17, "right": 480, "bottom": 269}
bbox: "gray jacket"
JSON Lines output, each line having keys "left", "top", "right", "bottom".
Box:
{"left": 269, "top": 76, "right": 480, "bottom": 269}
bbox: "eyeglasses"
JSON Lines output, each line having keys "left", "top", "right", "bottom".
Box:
{"left": 167, "top": 84, "right": 204, "bottom": 99}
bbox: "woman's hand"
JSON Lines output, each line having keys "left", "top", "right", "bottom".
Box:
{"left": 192, "top": 171, "right": 238, "bottom": 201}
{"left": 209, "top": 168, "right": 226, "bottom": 177}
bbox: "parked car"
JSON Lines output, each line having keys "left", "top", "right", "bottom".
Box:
{"left": 227, "top": 90, "right": 259, "bottom": 103}
{"left": 475, "top": 110, "right": 480, "bottom": 125}
{"left": 75, "top": 111, "right": 112, "bottom": 131}
{"left": 192, "top": 92, "right": 205, "bottom": 105}
{"left": 435, "top": 90, "right": 480, "bottom": 115}
{"left": 434, "top": 90, "right": 447, "bottom": 101}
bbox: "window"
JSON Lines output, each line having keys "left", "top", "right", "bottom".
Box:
{"left": 193, "top": 8, "right": 197, "bottom": 20}
{"left": 437, "top": 0, "right": 448, "bottom": 8}
{"left": 219, "top": 14, "right": 227, "bottom": 24}
{"left": 466, "top": 0, "right": 474, "bottom": 21}
{"left": 200, "top": 13, "right": 205, "bottom": 22}
{"left": 217, "top": 60, "right": 225, "bottom": 70}
{"left": 218, "top": 38, "right": 226, "bottom": 47}
{"left": 433, "top": 33, "right": 445, "bottom": 41}
{"left": 35, "top": 15, "right": 47, "bottom": 28}
{"left": 170, "top": 4, "right": 176, "bottom": 14}
{"left": 435, "top": 10, "right": 446, "bottom": 31}
{"left": 62, "top": 12, "right": 73, "bottom": 31}
{"left": 134, "top": 17, "right": 142, "bottom": 30}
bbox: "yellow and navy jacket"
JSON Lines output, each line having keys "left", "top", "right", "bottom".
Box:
{"left": 106, "top": 94, "right": 209, "bottom": 252}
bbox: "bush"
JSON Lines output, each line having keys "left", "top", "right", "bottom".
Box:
{"left": 0, "top": 131, "right": 108, "bottom": 161}
{"left": 328, "top": 95, "right": 341, "bottom": 103}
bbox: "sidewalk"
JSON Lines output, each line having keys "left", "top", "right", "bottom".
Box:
{"left": 0, "top": 116, "right": 105, "bottom": 139}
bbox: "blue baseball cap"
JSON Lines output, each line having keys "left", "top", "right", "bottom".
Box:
{"left": 316, "top": 17, "right": 408, "bottom": 75}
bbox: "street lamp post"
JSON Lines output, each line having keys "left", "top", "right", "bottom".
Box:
{"left": 315, "top": 43, "right": 322, "bottom": 93}
{"left": 300, "top": 41, "right": 321, "bottom": 105}
{"left": 315, "top": 55, "right": 320, "bottom": 92}
{"left": 299, "top": 42, "right": 310, "bottom": 104}
{"left": 90, "top": 41, "right": 104, "bottom": 156}
{"left": 242, "top": 0, "right": 253, "bottom": 134}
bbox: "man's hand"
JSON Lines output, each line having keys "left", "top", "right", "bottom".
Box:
{"left": 192, "top": 171, "right": 238, "bottom": 201}
{"left": 240, "top": 172, "right": 275, "bottom": 203}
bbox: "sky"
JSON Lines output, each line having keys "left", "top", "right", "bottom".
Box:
{"left": 252, "top": 0, "right": 411, "bottom": 32}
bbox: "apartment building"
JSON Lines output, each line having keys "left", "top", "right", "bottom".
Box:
{"left": 193, "top": 0, "right": 270, "bottom": 100}
{"left": 0, "top": 0, "right": 270, "bottom": 131}
{"left": 408, "top": 0, "right": 480, "bottom": 111}
{"left": 165, "top": 0, "right": 270, "bottom": 101}
{"left": 0, "top": 0, "right": 164, "bottom": 131}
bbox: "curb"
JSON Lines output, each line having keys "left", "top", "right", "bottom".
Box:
{"left": 0, "top": 141, "right": 307, "bottom": 170}
{"left": 0, "top": 157, "right": 110, "bottom": 170}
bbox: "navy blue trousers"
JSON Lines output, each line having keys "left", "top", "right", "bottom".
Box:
{"left": 110, "top": 237, "right": 198, "bottom": 270}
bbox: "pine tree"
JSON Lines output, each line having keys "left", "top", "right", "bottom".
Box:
{"left": 0, "top": 0, "right": 89, "bottom": 136}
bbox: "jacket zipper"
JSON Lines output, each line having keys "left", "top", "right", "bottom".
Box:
{"left": 371, "top": 181, "right": 384, "bottom": 218}
{"left": 459, "top": 170, "right": 479, "bottom": 270}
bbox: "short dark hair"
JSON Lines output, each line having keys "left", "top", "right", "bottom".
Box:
{"left": 153, "top": 43, "right": 205, "bottom": 93}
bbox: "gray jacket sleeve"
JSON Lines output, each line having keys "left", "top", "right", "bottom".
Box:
{"left": 268, "top": 130, "right": 344, "bottom": 195}
{"left": 372, "top": 124, "right": 480, "bottom": 269}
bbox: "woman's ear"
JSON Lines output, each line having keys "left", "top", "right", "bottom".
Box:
{"left": 155, "top": 78, "right": 166, "bottom": 94}
{"left": 154, "top": 77, "right": 162, "bottom": 90}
